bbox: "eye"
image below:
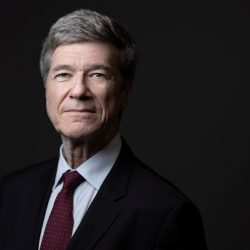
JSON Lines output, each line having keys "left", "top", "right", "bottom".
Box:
{"left": 91, "top": 72, "right": 107, "bottom": 79}
{"left": 55, "top": 72, "right": 71, "bottom": 81}
{"left": 88, "top": 72, "right": 110, "bottom": 84}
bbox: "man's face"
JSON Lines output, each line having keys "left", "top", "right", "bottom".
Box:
{"left": 45, "top": 42, "right": 130, "bottom": 141}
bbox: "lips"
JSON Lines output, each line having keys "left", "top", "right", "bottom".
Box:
{"left": 65, "top": 108, "right": 95, "bottom": 113}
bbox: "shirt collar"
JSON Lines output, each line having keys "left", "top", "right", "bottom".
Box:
{"left": 53, "top": 134, "right": 121, "bottom": 191}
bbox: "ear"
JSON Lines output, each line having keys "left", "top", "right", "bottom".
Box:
{"left": 121, "top": 80, "right": 132, "bottom": 109}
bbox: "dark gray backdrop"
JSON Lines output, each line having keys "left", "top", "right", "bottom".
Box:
{"left": 0, "top": 1, "right": 249, "bottom": 250}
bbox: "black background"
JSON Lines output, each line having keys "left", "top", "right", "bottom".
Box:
{"left": 0, "top": 1, "right": 249, "bottom": 249}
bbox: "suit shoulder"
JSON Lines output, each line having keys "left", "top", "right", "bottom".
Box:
{"left": 130, "top": 159, "right": 193, "bottom": 208}
{"left": 120, "top": 141, "right": 191, "bottom": 206}
{"left": 1, "top": 158, "right": 58, "bottom": 187}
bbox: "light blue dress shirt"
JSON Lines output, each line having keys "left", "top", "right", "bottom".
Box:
{"left": 39, "top": 134, "right": 121, "bottom": 249}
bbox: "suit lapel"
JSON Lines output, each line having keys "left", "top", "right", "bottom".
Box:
{"left": 67, "top": 141, "right": 136, "bottom": 250}
{"left": 68, "top": 189, "right": 121, "bottom": 250}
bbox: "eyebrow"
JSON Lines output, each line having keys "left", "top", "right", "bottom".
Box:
{"left": 87, "top": 64, "right": 113, "bottom": 73}
{"left": 51, "top": 64, "right": 113, "bottom": 73}
{"left": 51, "top": 64, "right": 74, "bottom": 72}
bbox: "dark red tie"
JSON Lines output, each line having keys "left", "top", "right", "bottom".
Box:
{"left": 40, "top": 171, "right": 84, "bottom": 250}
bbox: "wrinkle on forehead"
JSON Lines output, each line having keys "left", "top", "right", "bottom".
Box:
{"left": 51, "top": 42, "right": 118, "bottom": 69}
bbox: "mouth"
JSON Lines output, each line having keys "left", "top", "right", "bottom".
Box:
{"left": 63, "top": 108, "right": 96, "bottom": 118}
{"left": 65, "top": 108, "right": 95, "bottom": 113}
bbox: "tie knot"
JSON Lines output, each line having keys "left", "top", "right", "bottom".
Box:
{"left": 62, "top": 171, "right": 84, "bottom": 192}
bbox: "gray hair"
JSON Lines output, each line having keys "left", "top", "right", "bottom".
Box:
{"left": 39, "top": 9, "right": 137, "bottom": 83}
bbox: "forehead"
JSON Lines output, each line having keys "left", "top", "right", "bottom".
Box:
{"left": 50, "top": 42, "right": 118, "bottom": 68}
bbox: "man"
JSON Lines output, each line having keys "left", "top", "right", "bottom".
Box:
{"left": 0, "top": 9, "right": 207, "bottom": 250}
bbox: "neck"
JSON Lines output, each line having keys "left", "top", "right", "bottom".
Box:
{"left": 61, "top": 130, "right": 119, "bottom": 169}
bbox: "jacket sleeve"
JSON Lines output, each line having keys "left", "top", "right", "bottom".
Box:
{"left": 155, "top": 201, "right": 208, "bottom": 250}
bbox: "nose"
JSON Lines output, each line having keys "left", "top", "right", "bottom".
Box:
{"left": 69, "top": 74, "right": 89, "bottom": 99}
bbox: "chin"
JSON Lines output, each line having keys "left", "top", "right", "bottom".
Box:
{"left": 60, "top": 125, "right": 100, "bottom": 141}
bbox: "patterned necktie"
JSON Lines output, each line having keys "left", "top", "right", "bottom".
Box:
{"left": 40, "top": 171, "right": 84, "bottom": 250}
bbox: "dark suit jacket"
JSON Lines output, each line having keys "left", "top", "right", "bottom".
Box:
{"left": 0, "top": 141, "right": 207, "bottom": 250}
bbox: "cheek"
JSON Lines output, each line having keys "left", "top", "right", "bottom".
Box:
{"left": 100, "top": 93, "right": 123, "bottom": 120}
{"left": 45, "top": 88, "right": 60, "bottom": 121}
{"left": 46, "top": 97, "right": 54, "bottom": 117}
{"left": 46, "top": 85, "right": 67, "bottom": 112}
